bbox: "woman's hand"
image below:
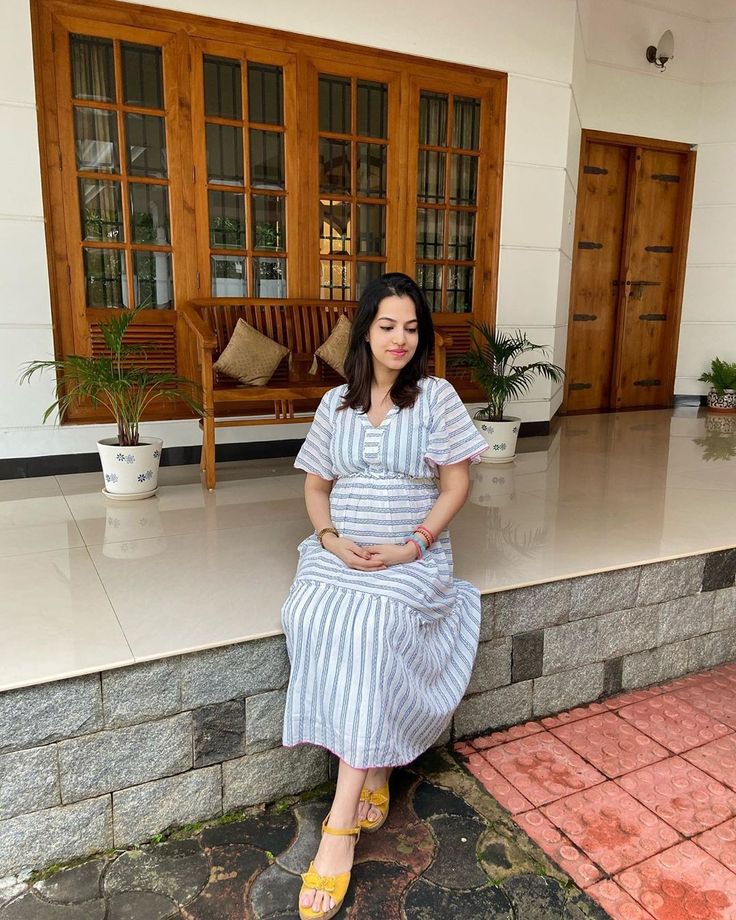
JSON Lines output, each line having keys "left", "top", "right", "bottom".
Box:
{"left": 321, "top": 534, "right": 388, "bottom": 571}
{"left": 363, "top": 542, "right": 418, "bottom": 567}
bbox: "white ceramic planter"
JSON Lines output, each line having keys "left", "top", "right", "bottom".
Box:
{"left": 706, "top": 388, "right": 736, "bottom": 414}
{"left": 473, "top": 417, "right": 521, "bottom": 464}
{"left": 97, "top": 437, "right": 163, "bottom": 498}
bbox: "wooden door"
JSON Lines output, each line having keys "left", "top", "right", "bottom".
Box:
{"left": 565, "top": 131, "right": 695, "bottom": 413}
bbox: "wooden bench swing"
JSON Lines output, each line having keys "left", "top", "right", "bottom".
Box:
{"left": 181, "top": 298, "right": 449, "bottom": 490}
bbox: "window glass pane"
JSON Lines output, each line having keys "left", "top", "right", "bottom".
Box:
{"left": 416, "top": 262, "right": 443, "bottom": 311}
{"left": 248, "top": 63, "right": 283, "bottom": 125}
{"left": 204, "top": 56, "right": 242, "bottom": 120}
{"left": 125, "top": 113, "right": 167, "bottom": 178}
{"left": 211, "top": 255, "right": 247, "bottom": 296}
{"left": 121, "top": 43, "right": 163, "bottom": 109}
{"left": 357, "top": 143, "right": 386, "bottom": 198}
{"left": 356, "top": 261, "right": 383, "bottom": 298}
{"left": 419, "top": 92, "right": 448, "bottom": 146}
{"left": 209, "top": 190, "right": 245, "bottom": 249}
{"left": 133, "top": 251, "right": 173, "bottom": 308}
{"left": 75, "top": 107, "right": 119, "bottom": 173}
{"left": 357, "top": 81, "right": 387, "bottom": 139}
{"left": 320, "top": 259, "right": 350, "bottom": 300}
{"left": 84, "top": 248, "right": 127, "bottom": 308}
{"left": 320, "top": 200, "right": 351, "bottom": 255}
{"left": 450, "top": 154, "right": 478, "bottom": 205}
{"left": 417, "top": 150, "right": 445, "bottom": 203}
{"left": 416, "top": 208, "right": 444, "bottom": 259}
{"left": 448, "top": 210, "right": 475, "bottom": 261}
{"left": 249, "top": 130, "right": 285, "bottom": 188}
{"left": 252, "top": 195, "right": 285, "bottom": 251}
{"left": 130, "top": 183, "right": 170, "bottom": 244}
{"left": 319, "top": 75, "right": 350, "bottom": 134}
{"left": 453, "top": 96, "right": 481, "bottom": 150}
{"left": 447, "top": 265, "right": 473, "bottom": 312}
{"left": 71, "top": 35, "right": 115, "bottom": 102}
{"left": 357, "top": 204, "right": 385, "bottom": 256}
{"left": 253, "top": 257, "right": 287, "bottom": 297}
{"left": 319, "top": 139, "right": 351, "bottom": 194}
{"left": 79, "top": 179, "right": 123, "bottom": 242}
{"left": 206, "top": 123, "right": 244, "bottom": 185}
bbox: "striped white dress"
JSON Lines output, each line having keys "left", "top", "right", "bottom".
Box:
{"left": 280, "top": 375, "right": 489, "bottom": 768}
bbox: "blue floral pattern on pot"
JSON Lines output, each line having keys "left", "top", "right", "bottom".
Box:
{"left": 492, "top": 443, "right": 507, "bottom": 451}
{"left": 105, "top": 472, "right": 118, "bottom": 484}
{"left": 153, "top": 449, "right": 160, "bottom": 458}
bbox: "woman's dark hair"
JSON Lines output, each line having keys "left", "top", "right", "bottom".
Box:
{"left": 339, "top": 272, "right": 434, "bottom": 413}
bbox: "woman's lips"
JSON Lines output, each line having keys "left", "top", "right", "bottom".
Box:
{"left": 388, "top": 350, "right": 407, "bottom": 355}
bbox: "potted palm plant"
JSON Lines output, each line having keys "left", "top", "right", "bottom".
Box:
{"left": 699, "top": 357, "right": 736, "bottom": 414}
{"left": 450, "top": 323, "right": 565, "bottom": 463}
{"left": 20, "top": 307, "right": 203, "bottom": 499}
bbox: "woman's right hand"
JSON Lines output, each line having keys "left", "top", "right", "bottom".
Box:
{"left": 322, "top": 534, "right": 387, "bottom": 570}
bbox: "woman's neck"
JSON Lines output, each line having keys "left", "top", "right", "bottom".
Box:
{"left": 372, "top": 368, "right": 399, "bottom": 391}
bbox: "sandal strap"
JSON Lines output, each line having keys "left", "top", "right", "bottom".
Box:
{"left": 321, "top": 814, "right": 361, "bottom": 838}
{"left": 359, "top": 787, "right": 389, "bottom": 808}
{"left": 301, "top": 862, "right": 348, "bottom": 893}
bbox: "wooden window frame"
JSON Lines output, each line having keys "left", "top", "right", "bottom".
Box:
{"left": 31, "top": 0, "right": 506, "bottom": 423}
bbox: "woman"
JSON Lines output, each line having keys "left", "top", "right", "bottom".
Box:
{"left": 281, "top": 272, "right": 488, "bottom": 919}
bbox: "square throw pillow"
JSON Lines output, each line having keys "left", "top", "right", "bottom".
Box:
{"left": 309, "top": 314, "right": 352, "bottom": 379}
{"left": 213, "top": 319, "right": 290, "bottom": 386}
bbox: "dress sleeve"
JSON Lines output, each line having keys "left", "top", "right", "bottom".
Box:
{"left": 294, "top": 390, "right": 335, "bottom": 480}
{"left": 425, "top": 378, "right": 489, "bottom": 468}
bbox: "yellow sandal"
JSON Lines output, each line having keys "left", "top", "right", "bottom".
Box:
{"left": 358, "top": 774, "right": 391, "bottom": 833}
{"left": 298, "top": 814, "right": 361, "bottom": 920}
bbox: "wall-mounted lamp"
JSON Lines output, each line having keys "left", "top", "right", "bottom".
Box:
{"left": 646, "top": 30, "right": 675, "bottom": 71}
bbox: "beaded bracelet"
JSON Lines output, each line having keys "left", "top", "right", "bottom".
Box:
{"left": 316, "top": 526, "right": 339, "bottom": 547}
{"left": 415, "top": 525, "right": 436, "bottom": 545}
{"left": 411, "top": 532, "right": 429, "bottom": 554}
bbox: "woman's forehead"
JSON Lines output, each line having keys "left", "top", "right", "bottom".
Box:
{"left": 375, "top": 295, "right": 417, "bottom": 321}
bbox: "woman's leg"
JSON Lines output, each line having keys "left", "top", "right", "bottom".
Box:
{"left": 300, "top": 759, "right": 366, "bottom": 915}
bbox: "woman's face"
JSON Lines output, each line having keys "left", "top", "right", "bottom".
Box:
{"left": 366, "top": 294, "right": 419, "bottom": 377}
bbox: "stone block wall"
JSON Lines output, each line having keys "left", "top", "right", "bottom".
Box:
{"left": 1, "top": 549, "right": 735, "bottom": 877}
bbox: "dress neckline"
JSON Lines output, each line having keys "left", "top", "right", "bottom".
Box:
{"left": 360, "top": 403, "right": 399, "bottom": 430}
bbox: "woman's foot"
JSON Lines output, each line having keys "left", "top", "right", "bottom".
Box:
{"left": 300, "top": 812, "right": 358, "bottom": 916}
{"left": 357, "top": 767, "right": 392, "bottom": 824}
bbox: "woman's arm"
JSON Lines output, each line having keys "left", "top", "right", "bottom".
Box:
{"left": 419, "top": 460, "right": 471, "bottom": 538}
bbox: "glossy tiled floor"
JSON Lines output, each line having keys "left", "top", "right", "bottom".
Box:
{"left": 1, "top": 406, "right": 735, "bottom": 691}
{"left": 455, "top": 662, "right": 736, "bottom": 920}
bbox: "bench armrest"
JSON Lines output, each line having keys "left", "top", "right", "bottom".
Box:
{"left": 181, "top": 302, "right": 217, "bottom": 350}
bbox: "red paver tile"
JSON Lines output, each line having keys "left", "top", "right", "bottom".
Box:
{"left": 551, "top": 712, "right": 668, "bottom": 778}
{"left": 673, "top": 679, "right": 736, "bottom": 730}
{"left": 516, "top": 809, "right": 602, "bottom": 890}
{"left": 618, "top": 692, "right": 732, "bottom": 753}
{"left": 695, "top": 816, "right": 736, "bottom": 874}
{"left": 658, "top": 672, "right": 717, "bottom": 693}
{"left": 587, "top": 880, "right": 656, "bottom": 920}
{"left": 453, "top": 741, "right": 476, "bottom": 757}
{"left": 682, "top": 733, "right": 736, "bottom": 791}
{"left": 540, "top": 781, "right": 680, "bottom": 875}
{"left": 462, "top": 752, "right": 533, "bottom": 815}
{"left": 471, "top": 720, "right": 544, "bottom": 750}
{"left": 617, "top": 756, "right": 736, "bottom": 836}
{"left": 604, "top": 688, "right": 665, "bottom": 710}
{"left": 482, "top": 732, "right": 604, "bottom": 807}
{"left": 540, "top": 701, "right": 610, "bottom": 728}
{"left": 616, "top": 840, "right": 736, "bottom": 920}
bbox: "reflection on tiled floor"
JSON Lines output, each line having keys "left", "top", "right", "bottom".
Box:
{"left": 454, "top": 661, "right": 736, "bottom": 920}
{"left": 2, "top": 406, "right": 736, "bottom": 690}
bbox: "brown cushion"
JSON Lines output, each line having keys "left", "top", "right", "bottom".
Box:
{"left": 310, "top": 314, "right": 352, "bottom": 379}
{"left": 213, "top": 319, "right": 290, "bottom": 386}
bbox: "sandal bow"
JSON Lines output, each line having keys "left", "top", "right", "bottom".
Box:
{"left": 360, "top": 787, "right": 389, "bottom": 808}
{"left": 301, "top": 864, "right": 337, "bottom": 894}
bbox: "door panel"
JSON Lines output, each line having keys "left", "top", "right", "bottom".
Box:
{"left": 613, "top": 149, "right": 686, "bottom": 409}
{"left": 566, "top": 143, "right": 629, "bottom": 412}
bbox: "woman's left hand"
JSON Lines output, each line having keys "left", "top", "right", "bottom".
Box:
{"left": 363, "top": 542, "right": 418, "bottom": 567}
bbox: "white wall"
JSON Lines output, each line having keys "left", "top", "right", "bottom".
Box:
{"left": 1, "top": 0, "right": 734, "bottom": 460}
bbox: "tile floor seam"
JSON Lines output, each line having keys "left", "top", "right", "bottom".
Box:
{"left": 81, "top": 543, "right": 135, "bottom": 662}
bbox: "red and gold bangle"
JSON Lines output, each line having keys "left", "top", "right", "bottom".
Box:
{"left": 414, "top": 525, "right": 435, "bottom": 546}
